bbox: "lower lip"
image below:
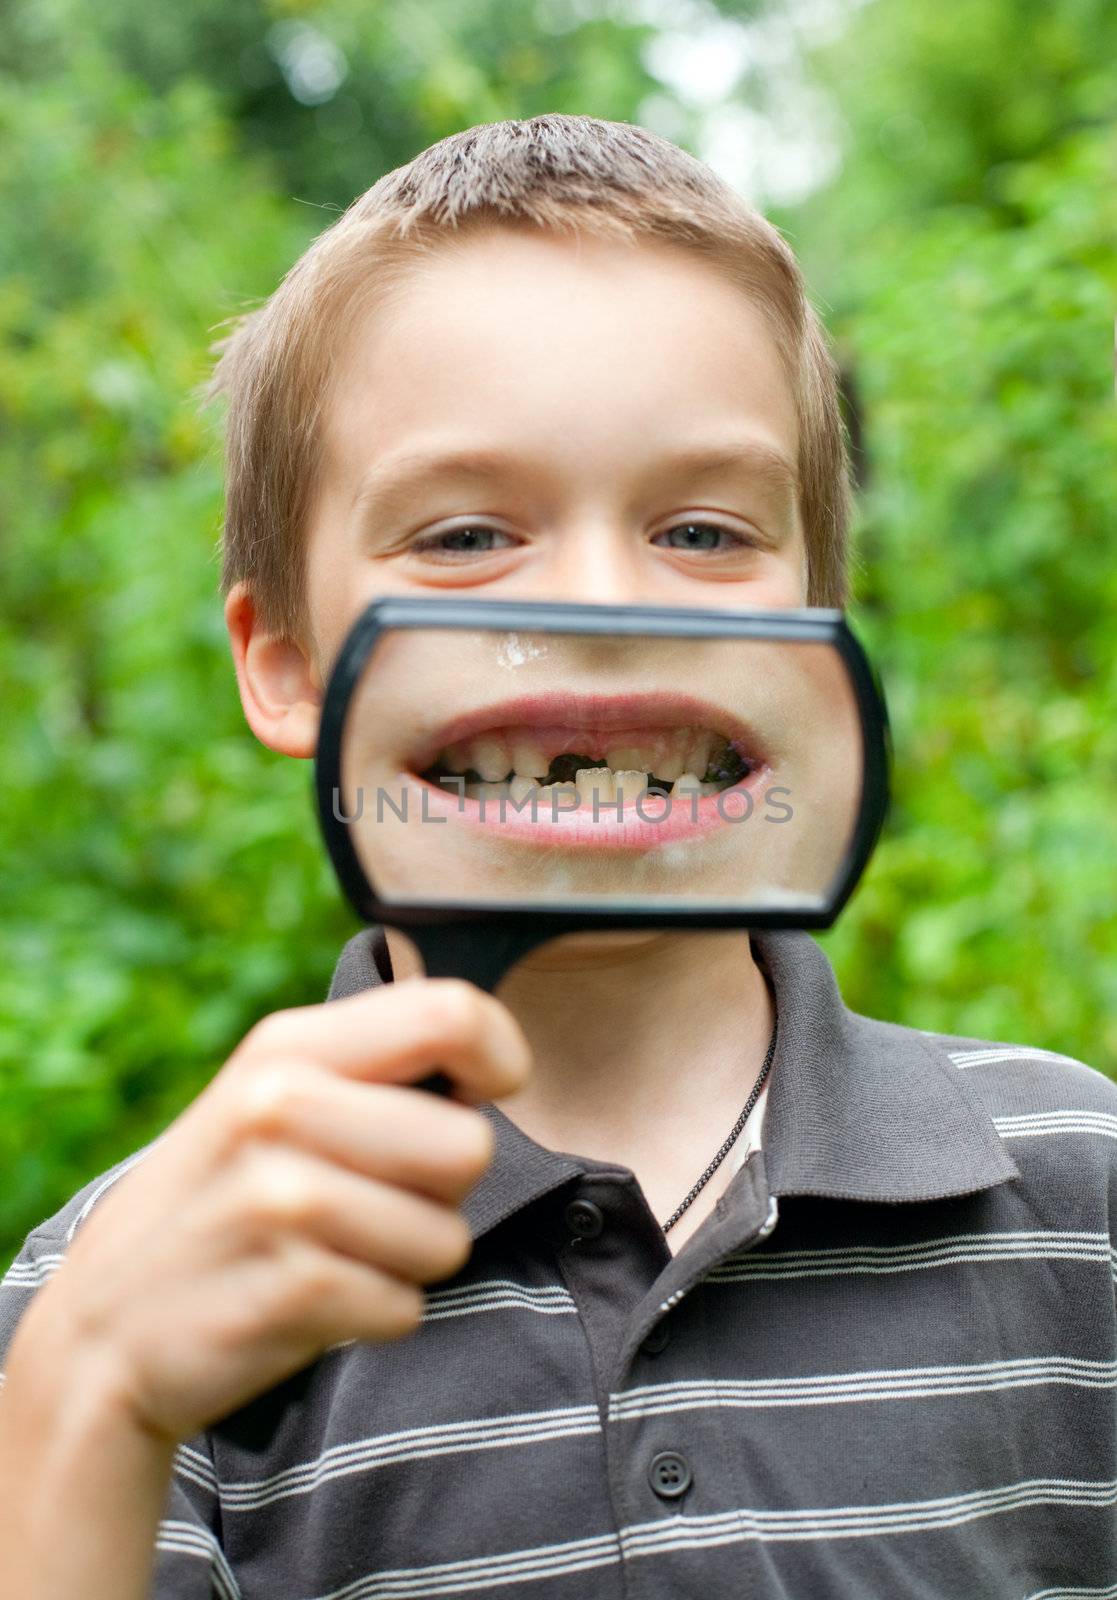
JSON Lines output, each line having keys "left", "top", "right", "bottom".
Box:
{"left": 399, "top": 765, "right": 773, "bottom": 851}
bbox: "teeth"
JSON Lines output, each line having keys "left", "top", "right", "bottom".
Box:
{"left": 537, "top": 782, "right": 578, "bottom": 811}
{"left": 605, "top": 746, "right": 652, "bottom": 773}
{"left": 510, "top": 740, "right": 549, "bottom": 779}
{"left": 684, "top": 730, "right": 714, "bottom": 777}
{"left": 459, "top": 768, "right": 717, "bottom": 812}
{"left": 603, "top": 739, "right": 693, "bottom": 780}
{"left": 612, "top": 769, "right": 648, "bottom": 800}
{"left": 576, "top": 767, "right": 614, "bottom": 802}
{"left": 469, "top": 739, "right": 511, "bottom": 782}
{"left": 654, "top": 746, "right": 687, "bottom": 782}
{"left": 443, "top": 728, "right": 730, "bottom": 786}
{"left": 442, "top": 740, "right": 472, "bottom": 774}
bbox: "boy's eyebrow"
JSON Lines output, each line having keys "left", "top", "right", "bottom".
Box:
{"left": 350, "top": 438, "right": 800, "bottom": 522}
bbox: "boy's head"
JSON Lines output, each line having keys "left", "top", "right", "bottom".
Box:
{"left": 210, "top": 115, "right": 851, "bottom": 759}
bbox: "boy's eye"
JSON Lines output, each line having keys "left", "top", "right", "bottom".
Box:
{"left": 410, "top": 525, "right": 517, "bottom": 560}
{"left": 653, "top": 521, "right": 753, "bottom": 552}
{"left": 407, "top": 520, "right": 756, "bottom": 562}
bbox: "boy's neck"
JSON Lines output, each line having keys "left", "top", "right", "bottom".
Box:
{"left": 390, "top": 926, "right": 776, "bottom": 1239}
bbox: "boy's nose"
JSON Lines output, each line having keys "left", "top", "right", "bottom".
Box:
{"left": 532, "top": 524, "right": 654, "bottom": 607}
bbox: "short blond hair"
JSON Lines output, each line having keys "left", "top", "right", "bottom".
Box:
{"left": 205, "top": 114, "right": 852, "bottom": 641}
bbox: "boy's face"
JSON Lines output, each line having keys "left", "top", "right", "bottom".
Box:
{"left": 228, "top": 226, "right": 849, "bottom": 953}
{"left": 302, "top": 224, "right": 807, "bottom": 688}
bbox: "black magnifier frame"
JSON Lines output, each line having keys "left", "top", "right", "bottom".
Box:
{"left": 315, "top": 597, "right": 890, "bottom": 980}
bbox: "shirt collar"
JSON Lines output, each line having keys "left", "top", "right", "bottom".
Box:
{"left": 327, "top": 925, "right": 1018, "bottom": 1241}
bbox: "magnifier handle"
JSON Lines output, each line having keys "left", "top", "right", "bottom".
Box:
{"left": 403, "top": 925, "right": 549, "bottom": 1103}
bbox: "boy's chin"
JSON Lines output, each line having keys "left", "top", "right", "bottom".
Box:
{"left": 510, "top": 927, "right": 745, "bottom": 973}
{"left": 383, "top": 925, "right": 752, "bottom": 986}
{"left": 386, "top": 926, "right": 662, "bottom": 981}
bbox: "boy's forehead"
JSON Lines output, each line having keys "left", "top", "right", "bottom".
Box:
{"left": 318, "top": 226, "right": 800, "bottom": 498}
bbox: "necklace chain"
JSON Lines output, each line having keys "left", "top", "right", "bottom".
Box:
{"left": 661, "top": 1010, "right": 778, "bottom": 1235}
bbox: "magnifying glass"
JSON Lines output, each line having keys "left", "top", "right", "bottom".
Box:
{"left": 315, "top": 598, "right": 890, "bottom": 1085}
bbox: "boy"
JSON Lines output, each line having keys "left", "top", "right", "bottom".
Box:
{"left": 2, "top": 115, "right": 1115, "bottom": 1598}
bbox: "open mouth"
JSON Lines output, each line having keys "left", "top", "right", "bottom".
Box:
{"left": 409, "top": 692, "right": 767, "bottom": 806}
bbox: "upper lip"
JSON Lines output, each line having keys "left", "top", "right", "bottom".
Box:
{"left": 406, "top": 692, "right": 769, "bottom": 773}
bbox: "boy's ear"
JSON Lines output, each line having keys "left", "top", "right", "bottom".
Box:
{"left": 225, "top": 584, "right": 322, "bottom": 759}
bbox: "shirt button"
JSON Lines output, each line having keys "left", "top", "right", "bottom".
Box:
{"left": 564, "top": 1198, "right": 604, "bottom": 1240}
{"left": 640, "top": 1320, "right": 671, "bottom": 1355}
{"left": 648, "top": 1450, "right": 692, "bottom": 1499}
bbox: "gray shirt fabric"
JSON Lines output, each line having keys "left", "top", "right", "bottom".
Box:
{"left": 3, "top": 927, "right": 1117, "bottom": 1598}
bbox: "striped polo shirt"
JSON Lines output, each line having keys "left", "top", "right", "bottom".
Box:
{"left": 3, "top": 927, "right": 1117, "bottom": 1598}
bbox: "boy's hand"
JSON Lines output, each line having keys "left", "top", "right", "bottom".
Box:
{"left": 13, "top": 979, "right": 530, "bottom": 1447}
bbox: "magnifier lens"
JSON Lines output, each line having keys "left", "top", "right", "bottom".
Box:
{"left": 335, "top": 624, "right": 864, "bottom": 915}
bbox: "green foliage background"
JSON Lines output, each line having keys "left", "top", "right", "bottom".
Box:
{"left": 1, "top": 0, "right": 1113, "bottom": 1265}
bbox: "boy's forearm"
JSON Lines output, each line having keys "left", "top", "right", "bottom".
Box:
{"left": 0, "top": 1307, "right": 177, "bottom": 1600}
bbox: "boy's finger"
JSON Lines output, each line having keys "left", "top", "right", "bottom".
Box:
{"left": 220, "top": 1068, "right": 494, "bottom": 1204}
{"left": 236, "top": 980, "right": 531, "bottom": 1102}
